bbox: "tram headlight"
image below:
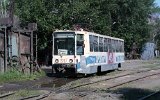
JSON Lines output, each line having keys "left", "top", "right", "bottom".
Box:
{"left": 69, "top": 59, "right": 73, "bottom": 63}
{"left": 55, "top": 59, "right": 59, "bottom": 63}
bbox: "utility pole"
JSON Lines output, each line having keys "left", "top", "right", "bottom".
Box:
{"left": 4, "top": 26, "right": 7, "bottom": 72}
{"left": 4, "top": 0, "right": 14, "bottom": 72}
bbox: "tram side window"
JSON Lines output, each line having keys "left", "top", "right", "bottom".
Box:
{"left": 123, "top": 42, "right": 124, "bottom": 52}
{"left": 111, "top": 39, "right": 115, "bottom": 52}
{"left": 122, "top": 41, "right": 124, "bottom": 52}
{"left": 120, "top": 41, "right": 123, "bottom": 52}
{"left": 114, "top": 40, "right": 117, "bottom": 52}
{"left": 108, "top": 39, "right": 112, "bottom": 52}
{"left": 89, "top": 35, "right": 94, "bottom": 52}
{"left": 115, "top": 40, "right": 117, "bottom": 52}
{"left": 117, "top": 41, "right": 121, "bottom": 52}
{"left": 99, "top": 37, "right": 103, "bottom": 52}
{"left": 104, "top": 38, "right": 108, "bottom": 52}
{"left": 115, "top": 40, "right": 119, "bottom": 52}
{"left": 119, "top": 41, "right": 124, "bottom": 52}
{"left": 93, "top": 36, "right": 98, "bottom": 52}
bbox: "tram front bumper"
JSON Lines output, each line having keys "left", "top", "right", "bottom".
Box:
{"left": 52, "top": 64, "right": 76, "bottom": 68}
{"left": 52, "top": 64, "right": 77, "bottom": 74}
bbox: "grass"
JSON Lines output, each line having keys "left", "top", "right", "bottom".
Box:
{"left": 155, "top": 57, "right": 160, "bottom": 60}
{"left": 142, "top": 64, "right": 160, "bottom": 69}
{"left": 0, "top": 68, "right": 45, "bottom": 84}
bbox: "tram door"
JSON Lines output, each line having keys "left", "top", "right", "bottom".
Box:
{"left": 76, "top": 34, "right": 85, "bottom": 69}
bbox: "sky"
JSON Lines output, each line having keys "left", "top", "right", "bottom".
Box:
{"left": 155, "top": 0, "right": 160, "bottom": 7}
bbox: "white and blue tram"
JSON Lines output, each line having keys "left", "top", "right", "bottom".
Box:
{"left": 52, "top": 29, "right": 124, "bottom": 74}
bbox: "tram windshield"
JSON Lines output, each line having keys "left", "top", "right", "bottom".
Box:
{"left": 54, "top": 32, "right": 75, "bottom": 55}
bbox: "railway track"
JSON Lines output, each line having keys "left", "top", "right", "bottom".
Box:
{"left": 0, "top": 91, "right": 52, "bottom": 100}
{"left": 1, "top": 67, "right": 160, "bottom": 100}
{"left": 59, "top": 67, "right": 160, "bottom": 91}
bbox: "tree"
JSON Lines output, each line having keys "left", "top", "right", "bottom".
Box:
{"left": 14, "top": 0, "right": 155, "bottom": 55}
{"left": 0, "top": 0, "right": 10, "bottom": 18}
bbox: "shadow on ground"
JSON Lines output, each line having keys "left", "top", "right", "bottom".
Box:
{"left": 40, "top": 68, "right": 79, "bottom": 88}
{"left": 43, "top": 69, "right": 80, "bottom": 79}
{"left": 110, "top": 87, "right": 160, "bottom": 100}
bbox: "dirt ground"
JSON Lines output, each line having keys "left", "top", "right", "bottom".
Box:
{"left": 45, "top": 59, "right": 160, "bottom": 100}
{"left": 0, "top": 59, "right": 160, "bottom": 100}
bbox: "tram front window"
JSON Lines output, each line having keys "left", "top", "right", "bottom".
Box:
{"left": 54, "top": 32, "right": 75, "bottom": 55}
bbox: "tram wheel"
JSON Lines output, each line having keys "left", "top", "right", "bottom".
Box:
{"left": 118, "top": 63, "right": 121, "bottom": 68}
{"left": 54, "top": 67, "right": 59, "bottom": 73}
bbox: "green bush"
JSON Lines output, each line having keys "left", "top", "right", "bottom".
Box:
{"left": 0, "top": 68, "right": 45, "bottom": 83}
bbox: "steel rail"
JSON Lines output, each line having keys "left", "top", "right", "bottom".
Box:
{"left": 19, "top": 94, "right": 41, "bottom": 100}
{"left": 0, "top": 92, "right": 15, "bottom": 98}
{"left": 18, "top": 92, "right": 52, "bottom": 100}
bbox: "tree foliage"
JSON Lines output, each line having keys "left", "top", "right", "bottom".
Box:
{"left": 14, "top": 0, "right": 155, "bottom": 53}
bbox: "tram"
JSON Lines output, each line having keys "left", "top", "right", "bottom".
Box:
{"left": 52, "top": 29, "right": 124, "bottom": 74}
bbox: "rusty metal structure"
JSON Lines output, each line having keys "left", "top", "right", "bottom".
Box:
{"left": 0, "top": 0, "right": 38, "bottom": 73}
{"left": 0, "top": 24, "right": 37, "bottom": 73}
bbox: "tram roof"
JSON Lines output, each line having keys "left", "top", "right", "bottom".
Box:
{"left": 53, "top": 30, "right": 124, "bottom": 41}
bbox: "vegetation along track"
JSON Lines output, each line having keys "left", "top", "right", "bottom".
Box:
{"left": 0, "top": 76, "right": 76, "bottom": 99}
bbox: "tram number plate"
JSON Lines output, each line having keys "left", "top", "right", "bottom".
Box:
{"left": 60, "top": 59, "right": 66, "bottom": 63}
